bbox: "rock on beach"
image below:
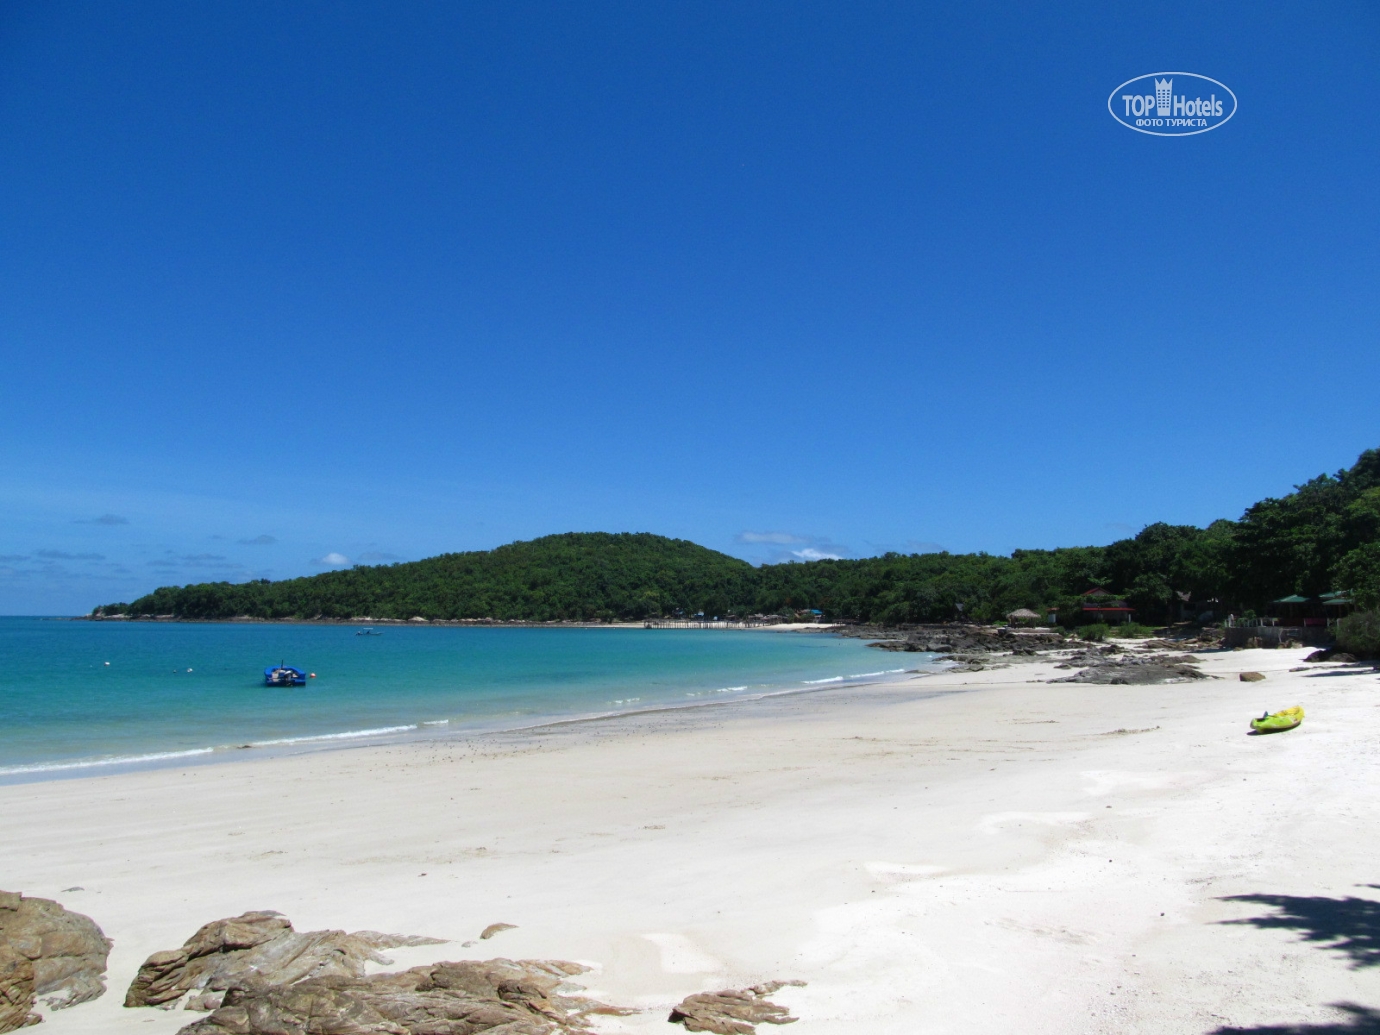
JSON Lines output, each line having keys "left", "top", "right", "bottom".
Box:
{"left": 0, "top": 890, "right": 112, "bottom": 1032}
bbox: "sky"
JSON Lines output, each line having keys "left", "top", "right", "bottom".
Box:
{"left": 1, "top": 2, "right": 1377, "bottom": 614}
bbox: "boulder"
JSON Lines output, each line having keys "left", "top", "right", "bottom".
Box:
{"left": 0, "top": 890, "right": 112, "bottom": 1030}
{"left": 1239, "top": 671, "right": 1266, "bottom": 682}
{"left": 0, "top": 945, "right": 35, "bottom": 1033}
{"left": 668, "top": 981, "right": 805, "bottom": 1034}
{"left": 1050, "top": 656, "right": 1207, "bottom": 685}
{"left": 125, "top": 911, "right": 445, "bottom": 1009}
{"left": 176, "top": 958, "right": 629, "bottom": 1035}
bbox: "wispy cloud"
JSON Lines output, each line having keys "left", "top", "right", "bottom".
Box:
{"left": 790, "top": 546, "right": 844, "bottom": 561}
{"left": 37, "top": 550, "right": 106, "bottom": 561}
{"left": 238, "top": 534, "right": 277, "bottom": 545}
{"left": 0, "top": 553, "right": 29, "bottom": 562}
{"left": 75, "top": 514, "right": 129, "bottom": 525}
{"left": 736, "top": 531, "right": 807, "bottom": 545}
{"left": 736, "top": 530, "right": 850, "bottom": 563}
{"left": 1105, "top": 522, "right": 1135, "bottom": 534}
{"left": 356, "top": 550, "right": 401, "bottom": 562}
{"left": 313, "top": 552, "right": 350, "bottom": 566}
{"left": 144, "top": 553, "right": 232, "bottom": 570}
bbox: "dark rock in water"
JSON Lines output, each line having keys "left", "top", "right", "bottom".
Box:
{"left": 125, "top": 911, "right": 445, "bottom": 1009}
{"left": 177, "top": 958, "right": 629, "bottom": 1035}
{"left": 668, "top": 981, "right": 805, "bottom": 1034}
{"left": 1050, "top": 657, "right": 1207, "bottom": 685}
{"left": 0, "top": 890, "right": 112, "bottom": 1030}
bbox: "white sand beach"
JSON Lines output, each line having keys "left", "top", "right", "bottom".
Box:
{"left": 5, "top": 644, "right": 1378, "bottom": 1034}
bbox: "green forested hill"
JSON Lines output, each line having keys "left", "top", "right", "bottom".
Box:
{"left": 100, "top": 532, "right": 755, "bottom": 622}
{"left": 96, "top": 449, "right": 1380, "bottom": 625}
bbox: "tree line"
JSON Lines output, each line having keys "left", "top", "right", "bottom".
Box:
{"left": 95, "top": 448, "right": 1380, "bottom": 626}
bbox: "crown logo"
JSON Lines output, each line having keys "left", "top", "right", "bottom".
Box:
{"left": 1155, "top": 78, "right": 1172, "bottom": 116}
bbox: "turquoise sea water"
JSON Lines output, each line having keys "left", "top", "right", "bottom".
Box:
{"left": 0, "top": 618, "right": 922, "bottom": 780}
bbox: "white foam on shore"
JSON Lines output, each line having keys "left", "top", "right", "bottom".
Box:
{"left": 802, "top": 676, "right": 845, "bottom": 684}
{"left": 246, "top": 724, "right": 419, "bottom": 748}
{"left": 0, "top": 747, "right": 216, "bottom": 776}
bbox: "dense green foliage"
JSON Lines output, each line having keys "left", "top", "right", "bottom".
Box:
{"left": 96, "top": 449, "right": 1380, "bottom": 626}
{"left": 1336, "top": 611, "right": 1380, "bottom": 658}
{"left": 100, "top": 533, "right": 755, "bottom": 622}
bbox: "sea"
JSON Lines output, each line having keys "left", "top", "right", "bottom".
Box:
{"left": 0, "top": 618, "right": 930, "bottom": 782}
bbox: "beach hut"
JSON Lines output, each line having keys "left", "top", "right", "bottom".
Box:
{"left": 1080, "top": 588, "right": 1134, "bottom": 624}
{"left": 1270, "top": 594, "right": 1315, "bottom": 627}
{"left": 1006, "top": 608, "right": 1041, "bottom": 627}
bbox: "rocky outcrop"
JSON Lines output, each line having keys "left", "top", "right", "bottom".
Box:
{"left": 861, "top": 625, "right": 1064, "bottom": 655}
{"left": 0, "top": 945, "right": 34, "bottom": 1033}
{"left": 668, "top": 981, "right": 804, "bottom": 1034}
{"left": 0, "top": 890, "right": 112, "bottom": 1032}
{"left": 1305, "top": 649, "right": 1357, "bottom": 663}
{"left": 176, "top": 958, "right": 629, "bottom": 1035}
{"left": 1050, "top": 655, "right": 1208, "bottom": 685}
{"left": 125, "top": 911, "right": 445, "bottom": 1010}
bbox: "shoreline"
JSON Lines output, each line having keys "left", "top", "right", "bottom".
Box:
{"left": 71, "top": 614, "right": 845, "bottom": 631}
{"left": 8, "top": 644, "right": 1379, "bottom": 1033}
{"left": 0, "top": 659, "right": 933, "bottom": 786}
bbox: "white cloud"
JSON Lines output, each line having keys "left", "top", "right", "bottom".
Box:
{"left": 736, "top": 531, "right": 808, "bottom": 545}
{"left": 313, "top": 552, "right": 350, "bottom": 566}
{"left": 356, "top": 550, "right": 401, "bottom": 562}
{"left": 791, "top": 547, "right": 843, "bottom": 561}
{"left": 734, "top": 530, "right": 851, "bottom": 563}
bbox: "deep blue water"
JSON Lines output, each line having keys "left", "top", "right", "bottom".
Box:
{"left": 0, "top": 618, "right": 921, "bottom": 779}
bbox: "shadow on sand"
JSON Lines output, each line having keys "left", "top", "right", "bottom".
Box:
{"left": 1219, "top": 890, "right": 1380, "bottom": 969}
{"left": 1208, "top": 1003, "right": 1380, "bottom": 1033}
{"left": 1205, "top": 891, "right": 1380, "bottom": 1032}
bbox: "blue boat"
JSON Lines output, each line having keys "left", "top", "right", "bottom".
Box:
{"left": 264, "top": 663, "right": 307, "bottom": 687}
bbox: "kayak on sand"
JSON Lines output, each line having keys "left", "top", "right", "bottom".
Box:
{"left": 1250, "top": 706, "right": 1303, "bottom": 733}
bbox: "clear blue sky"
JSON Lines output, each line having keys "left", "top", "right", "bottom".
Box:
{"left": 2, "top": 2, "right": 1377, "bottom": 614}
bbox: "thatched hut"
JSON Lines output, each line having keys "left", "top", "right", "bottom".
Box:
{"left": 1006, "top": 607, "right": 1041, "bottom": 627}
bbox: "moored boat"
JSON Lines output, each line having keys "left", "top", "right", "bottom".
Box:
{"left": 264, "top": 664, "right": 307, "bottom": 687}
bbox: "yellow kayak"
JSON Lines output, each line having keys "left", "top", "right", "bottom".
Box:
{"left": 1250, "top": 706, "right": 1304, "bottom": 733}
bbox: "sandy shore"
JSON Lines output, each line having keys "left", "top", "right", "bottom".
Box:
{"left": 5, "top": 644, "right": 1378, "bottom": 1034}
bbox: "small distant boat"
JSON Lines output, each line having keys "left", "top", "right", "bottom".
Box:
{"left": 1250, "top": 706, "right": 1303, "bottom": 733}
{"left": 265, "top": 663, "right": 307, "bottom": 687}
{"left": 355, "top": 629, "right": 383, "bottom": 636}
